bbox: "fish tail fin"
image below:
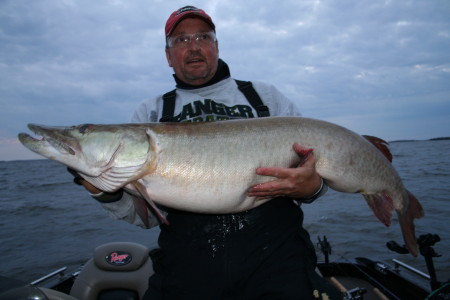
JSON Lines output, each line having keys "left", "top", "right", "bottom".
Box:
{"left": 397, "top": 190, "right": 424, "bottom": 257}
{"left": 363, "top": 192, "right": 394, "bottom": 226}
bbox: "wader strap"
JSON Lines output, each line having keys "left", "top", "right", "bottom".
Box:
{"left": 235, "top": 80, "right": 270, "bottom": 117}
{"left": 159, "top": 89, "right": 176, "bottom": 122}
{"left": 159, "top": 80, "right": 270, "bottom": 122}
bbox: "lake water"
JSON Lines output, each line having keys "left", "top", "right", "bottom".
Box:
{"left": 0, "top": 140, "right": 449, "bottom": 284}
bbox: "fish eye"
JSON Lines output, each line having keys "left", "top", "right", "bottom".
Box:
{"left": 79, "top": 124, "right": 92, "bottom": 134}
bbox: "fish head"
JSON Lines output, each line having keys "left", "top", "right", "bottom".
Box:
{"left": 18, "top": 123, "right": 152, "bottom": 191}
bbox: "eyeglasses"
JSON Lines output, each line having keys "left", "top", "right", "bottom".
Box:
{"left": 167, "top": 31, "right": 217, "bottom": 49}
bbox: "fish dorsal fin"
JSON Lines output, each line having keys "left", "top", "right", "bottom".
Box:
{"left": 363, "top": 135, "right": 393, "bottom": 162}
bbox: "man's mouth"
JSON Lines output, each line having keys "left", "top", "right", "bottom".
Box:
{"left": 186, "top": 58, "right": 204, "bottom": 64}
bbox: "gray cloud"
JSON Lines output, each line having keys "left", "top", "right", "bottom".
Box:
{"left": 1, "top": 0, "right": 449, "bottom": 160}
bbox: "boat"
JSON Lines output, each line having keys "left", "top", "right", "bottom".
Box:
{"left": 315, "top": 233, "right": 449, "bottom": 299}
{"left": 0, "top": 233, "right": 448, "bottom": 300}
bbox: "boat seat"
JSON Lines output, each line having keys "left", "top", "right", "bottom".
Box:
{"left": 70, "top": 242, "right": 154, "bottom": 300}
{"left": 39, "top": 287, "right": 78, "bottom": 300}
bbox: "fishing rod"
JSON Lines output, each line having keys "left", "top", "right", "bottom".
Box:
{"left": 317, "top": 233, "right": 448, "bottom": 299}
{"left": 387, "top": 233, "right": 442, "bottom": 291}
{"left": 317, "top": 235, "right": 399, "bottom": 300}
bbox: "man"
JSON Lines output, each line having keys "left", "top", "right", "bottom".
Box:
{"left": 76, "top": 6, "right": 341, "bottom": 299}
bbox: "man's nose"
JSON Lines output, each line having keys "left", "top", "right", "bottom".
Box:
{"left": 186, "top": 38, "right": 201, "bottom": 50}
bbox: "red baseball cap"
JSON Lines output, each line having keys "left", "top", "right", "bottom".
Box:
{"left": 165, "top": 6, "right": 215, "bottom": 37}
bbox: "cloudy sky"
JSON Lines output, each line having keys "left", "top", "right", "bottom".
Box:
{"left": 1, "top": 0, "right": 449, "bottom": 161}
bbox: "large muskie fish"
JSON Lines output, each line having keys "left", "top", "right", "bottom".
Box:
{"left": 18, "top": 117, "right": 424, "bottom": 255}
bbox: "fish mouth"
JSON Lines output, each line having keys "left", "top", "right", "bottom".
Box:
{"left": 18, "top": 124, "right": 76, "bottom": 156}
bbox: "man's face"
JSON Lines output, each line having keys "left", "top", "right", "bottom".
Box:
{"left": 165, "top": 18, "right": 219, "bottom": 86}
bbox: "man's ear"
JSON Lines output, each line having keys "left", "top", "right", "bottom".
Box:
{"left": 165, "top": 47, "right": 173, "bottom": 67}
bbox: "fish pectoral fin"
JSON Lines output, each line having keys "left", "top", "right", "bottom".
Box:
{"left": 132, "top": 181, "right": 169, "bottom": 226}
{"left": 131, "top": 196, "right": 151, "bottom": 228}
{"left": 363, "top": 192, "right": 394, "bottom": 226}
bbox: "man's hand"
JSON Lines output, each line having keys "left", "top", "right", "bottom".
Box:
{"left": 68, "top": 168, "right": 103, "bottom": 195}
{"left": 247, "top": 143, "right": 322, "bottom": 200}
{"left": 68, "top": 168, "right": 125, "bottom": 204}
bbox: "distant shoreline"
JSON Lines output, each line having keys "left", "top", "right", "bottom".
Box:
{"left": 390, "top": 137, "right": 450, "bottom": 143}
